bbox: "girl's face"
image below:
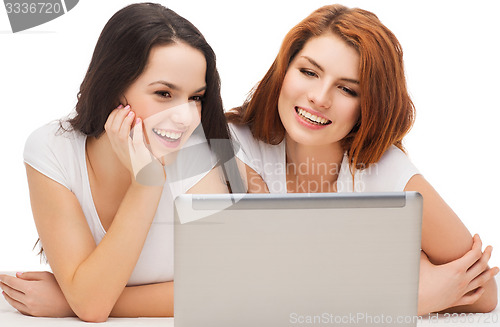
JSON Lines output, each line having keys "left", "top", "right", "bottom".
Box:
{"left": 122, "top": 42, "right": 206, "bottom": 159}
{"left": 278, "top": 33, "right": 361, "bottom": 148}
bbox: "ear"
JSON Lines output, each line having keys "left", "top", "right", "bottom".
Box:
{"left": 119, "top": 95, "right": 129, "bottom": 107}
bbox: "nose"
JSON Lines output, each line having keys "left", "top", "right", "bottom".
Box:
{"left": 169, "top": 102, "right": 199, "bottom": 129}
{"left": 308, "top": 83, "right": 332, "bottom": 109}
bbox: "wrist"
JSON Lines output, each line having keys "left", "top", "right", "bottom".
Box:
{"left": 129, "top": 178, "right": 164, "bottom": 191}
{"left": 131, "top": 159, "right": 166, "bottom": 187}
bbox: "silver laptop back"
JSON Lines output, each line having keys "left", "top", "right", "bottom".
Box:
{"left": 174, "top": 192, "right": 422, "bottom": 327}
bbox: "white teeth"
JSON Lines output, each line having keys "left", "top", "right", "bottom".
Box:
{"left": 297, "top": 108, "right": 330, "bottom": 125}
{"left": 153, "top": 128, "right": 182, "bottom": 140}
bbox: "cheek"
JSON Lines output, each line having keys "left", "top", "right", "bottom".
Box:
{"left": 187, "top": 108, "right": 202, "bottom": 133}
{"left": 194, "top": 111, "right": 202, "bottom": 126}
{"left": 280, "top": 72, "right": 305, "bottom": 104}
{"left": 336, "top": 98, "right": 360, "bottom": 124}
{"left": 278, "top": 73, "right": 301, "bottom": 120}
{"left": 123, "top": 89, "right": 160, "bottom": 119}
{"left": 132, "top": 99, "right": 164, "bottom": 120}
{"left": 196, "top": 104, "right": 202, "bottom": 119}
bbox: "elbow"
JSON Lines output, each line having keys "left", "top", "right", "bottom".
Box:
{"left": 488, "top": 299, "right": 498, "bottom": 313}
{"left": 72, "top": 302, "right": 112, "bottom": 323}
{"left": 79, "top": 315, "right": 108, "bottom": 323}
{"left": 480, "top": 294, "right": 498, "bottom": 313}
{"left": 475, "top": 279, "right": 498, "bottom": 313}
{"left": 482, "top": 278, "right": 499, "bottom": 313}
{"left": 76, "top": 309, "right": 110, "bottom": 323}
{"left": 64, "top": 288, "right": 114, "bottom": 322}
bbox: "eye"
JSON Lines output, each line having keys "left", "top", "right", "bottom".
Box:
{"left": 299, "top": 68, "right": 318, "bottom": 78}
{"left": 189, "top": 95, "right": 205, "bottom": 102}
{"left": 155, "top": 91, "right": 171, "bottom": 98}
{"left": 339, "top": 86, "right": 358, "bottom": 97}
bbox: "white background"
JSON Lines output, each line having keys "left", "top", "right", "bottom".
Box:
{"left": 0, "top": 0, "right": 498, "bottom": 271}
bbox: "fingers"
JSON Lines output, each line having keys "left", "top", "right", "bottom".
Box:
{"left": 467, "top": 266, "right": 500, "bottom": 293}
{"left": 453, "top": 287, "right": 485, "bottom": 307}
{"left": 0, "top": 280, "right": 26, "bottom": 303}
{"left": 129, "top": 118, "right": 144, "bottom": 160}
{"left": 0, "top": 274, "right": 27, "bottom": 293}
{"left": 2, "top": 291, "right": 29, "bottom": 316}
{"left": 104, "top": 104, "right": 123, "bottom": 131}
{"left": 120, "top": 109, "right": 136, "bottom": 141}
{"left": 454, "top": 234, "right": 483, "bottom": 271}
{"left": 467, "top": 245, "right": 493, "bottom": 278}
{"left": 105, "top": 104, "right": 135, "bottom": 140}
{"left": 132, "top": 117, "right": 144, "bottom": 147}
{"left": 16, "top": 271, "right": 49, "bottom": 281}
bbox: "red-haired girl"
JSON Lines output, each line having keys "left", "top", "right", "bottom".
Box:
{"left": 228, "top": 4, "right": 498, "bottom": 314}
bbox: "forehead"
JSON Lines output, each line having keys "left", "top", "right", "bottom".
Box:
{"left": 296, "top": 33, "right": 360, "bottom": 77}
{"left": 139, "top": 42, "right": 207, "bottom": 88}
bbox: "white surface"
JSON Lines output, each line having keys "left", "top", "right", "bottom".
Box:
{"left": 0, "top": 274, "right": 498, "bottom": 326}
{"left": 1, "top": 0, "right": 499, "bottom": 270}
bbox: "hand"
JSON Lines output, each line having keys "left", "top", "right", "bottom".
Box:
{"left": 128, "top": 116, "right": 165, "bottom": 186}
{"left": 105, "top": 104, "right": 165, "bottom": 186}
{"left": 0, "top": 271, "right": 75, "bottom": 317}
{"left": 418, "top": 234, "right": 499, "bottom": 315}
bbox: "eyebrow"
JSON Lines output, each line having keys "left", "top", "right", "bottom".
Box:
{"left": 300, "top": 56, "right": 359, "bottom": 85}
{"left": 149, "top": 80, "right": 207, "bottom": 93}
{"left": 301, "top": 56, "right": 324, "bottom": 72}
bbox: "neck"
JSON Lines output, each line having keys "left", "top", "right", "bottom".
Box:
{"left": 86, "top": 133, "right": 131, "bottom": 187}
{"left": 285, "top": 134, "right": 345, "bottom": 193}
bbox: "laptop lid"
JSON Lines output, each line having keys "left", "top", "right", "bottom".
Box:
{"left": 174, "top": 192, "right": 422, "bottom": 327}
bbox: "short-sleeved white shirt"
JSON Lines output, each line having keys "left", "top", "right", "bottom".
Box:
{"left": 23, "top": 121, "right": 214, "bottom": 286}
{"left": 229, "top": 123, "right": 419, "bottom": 193}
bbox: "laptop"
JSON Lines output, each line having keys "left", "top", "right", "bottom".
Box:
{"left": 174, "top": 192, "right": 422, "bottom": 327}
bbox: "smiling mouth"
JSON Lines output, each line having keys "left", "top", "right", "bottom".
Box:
{"left": 152, "top": 128, "right": 182, "bottom": 142}
{"left": 295, "top": 107, "right": 332, "bottom": 125}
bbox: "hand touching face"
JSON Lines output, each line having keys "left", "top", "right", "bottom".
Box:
{"left": 121, "top": 42, "right": 206, "bottom": 159}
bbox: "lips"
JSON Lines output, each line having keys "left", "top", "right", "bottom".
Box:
{"left": 295, "top": 107, "right": 332, "bottom": 126}
{"left": 150, "top": 127, "right": 185, "bottom": 151}
{"left": 152, "top": 127, "right": 182, "bottom": 141}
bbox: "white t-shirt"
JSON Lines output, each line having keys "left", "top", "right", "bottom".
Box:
{"left": 229, "top": 123, "right": 419, "bottom": 193}
{"left": 23, "top": 121, "right": 215, "bottom": 286}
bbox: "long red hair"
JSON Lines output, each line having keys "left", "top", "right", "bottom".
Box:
{"left": 227, "top": 4, "right": 415, "bottom": 171}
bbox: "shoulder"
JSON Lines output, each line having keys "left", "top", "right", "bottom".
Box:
{"left": 376, "top": 145, "right": 416, "bottom": 171}
{"left": 24, "top": 121, "right": 85, "bottom": 191}
{"left": 228, "top": 123, "right": 254, "bottom": 150}
{"left": 364, "top": 145, "right": 419, "bottom": 192}
{"left": 339, "top": 145, "right": 420, "bottom": 192}
{"left": 228, "top": 123, "right": 283, "bottom": 173}
{"left": 24, "top": 121, "right": 82, "bottom": 154}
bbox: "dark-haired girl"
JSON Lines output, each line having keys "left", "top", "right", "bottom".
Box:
{"left": 0, "top": 3, "right": 238, "bottom": 321}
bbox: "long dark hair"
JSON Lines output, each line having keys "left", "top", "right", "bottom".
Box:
{"left": 68, "top": 2, "right": 243, "bottom": 191}
{"left": 36, "top": 3, "right": 245, "bottom": 258}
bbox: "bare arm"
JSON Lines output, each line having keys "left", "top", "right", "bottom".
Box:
{"left": 187, "top": 158, "right": 268, "bottom": 194}
{"left": 405, "top": 174, "right": 498, "bottom": 313}
{"left": 110, "top": 281, "right": 173, "bottom": 317}
{"left": 236, "top": 158, "right": 268, "bottom": 194}
{"left": 2, "top": 145, "right": 239, "bottom": 319}
{"left": 0, "top": 272, "right": 174, "bottom": 318}
{"left": 25, "top": 108, "right": 167, "bottom": 322}
{"left": 186, "top": 165, "right": 232, "bottom": 194}
{"left": 27, "top": 165, "right": 163, "bottom": 322}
